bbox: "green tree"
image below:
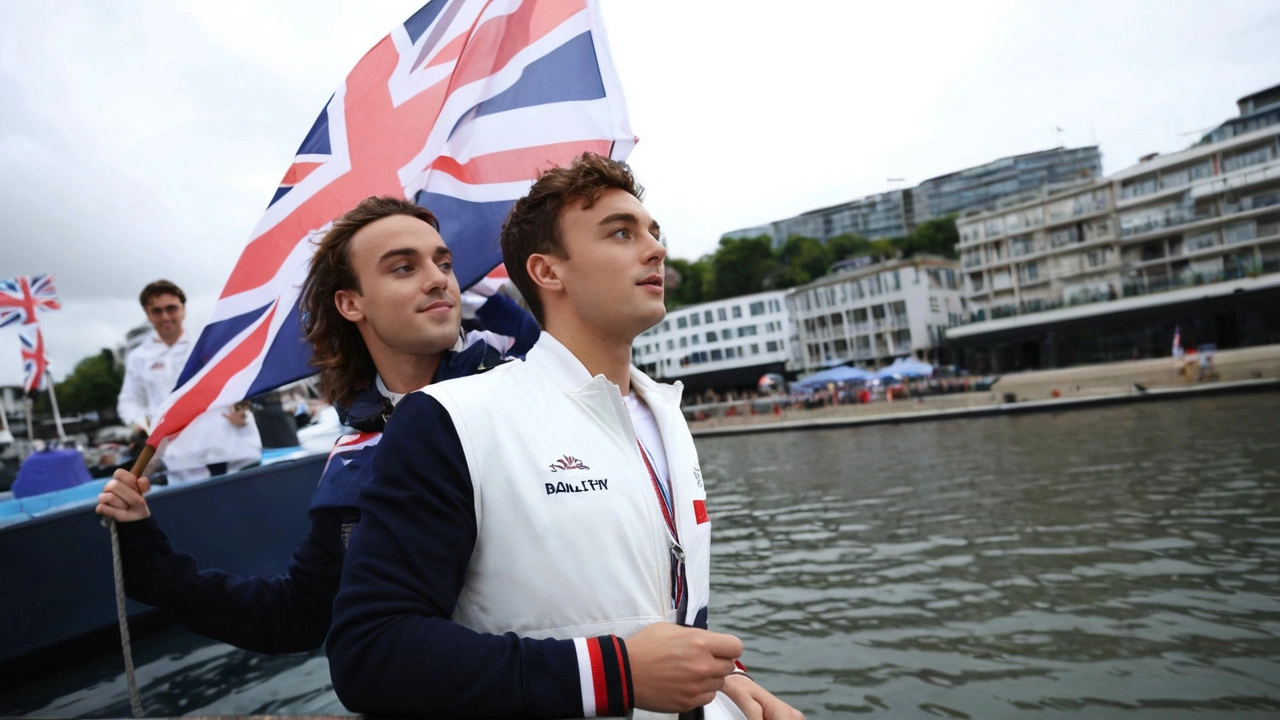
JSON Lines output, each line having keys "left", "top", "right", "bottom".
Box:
{"left": 773, "top": 235, "right": 832, "bottom": 288}
{"left": 35, "top": 349, "right": 124, "bottom": 415}
{"left": 900, "top": 217, "right": 959, "bottom": 258}
{"left": 665, "top": 257, "right": 713, "bottom": 309}
{"left": 825, "top": 233, "right": 875, "bottom": 263}
{"left": 708, "top": 235, "right": 778, "bottom": 300}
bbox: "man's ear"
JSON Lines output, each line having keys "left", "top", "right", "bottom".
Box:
{"left": 526, "top": 253, "right": 564, "bottom": 294}
{"left": 334, "top": 289, "right": 364, "bottom": 323}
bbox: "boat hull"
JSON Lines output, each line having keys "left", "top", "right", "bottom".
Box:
{"left": 0, "top": 454, "right": 327, "bottom": 675}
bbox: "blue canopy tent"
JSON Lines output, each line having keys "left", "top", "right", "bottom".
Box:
{"left": 793, "top": 365, "right": 874, "bottom": 391}
{"left": 876, "top": 357, "right": 935, "bottom": 380}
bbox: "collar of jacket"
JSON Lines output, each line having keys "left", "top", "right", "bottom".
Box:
{"left": 337, "top": 340, "right": 508, "bottom": 432}
{"left": 525, "top": 331, "right": 683, "bottom": 406}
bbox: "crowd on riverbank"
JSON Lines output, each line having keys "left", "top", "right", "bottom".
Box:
{"left": 684, "top": 343, "right": 1280, "bottom": 429}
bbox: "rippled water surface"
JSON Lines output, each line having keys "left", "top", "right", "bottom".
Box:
{"left": 6, "top": 394, "right": 1280, "bottom": 717}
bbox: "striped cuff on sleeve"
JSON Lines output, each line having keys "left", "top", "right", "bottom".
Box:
{"left": 572, "top": 635, "right": 633, "bottom": 717}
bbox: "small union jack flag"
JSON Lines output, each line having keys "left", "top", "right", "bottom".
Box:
{"left": 19, "top": 324, "right": 51, "bottom": 393}
{"left": 149, "top": 0, "right": 633, "bottom": 447}
{"left": 0, "top": 274, "right": 61, "bottom": 328}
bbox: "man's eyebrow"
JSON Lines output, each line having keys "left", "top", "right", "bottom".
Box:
{"left": 433, "top": 246, "right": 453, "bottom": 261}
{"left": 377, "top": 247, "right": 420, "bottom": 263}
{"left": 597, "top": 212, "right": 639, "bottom": 226}
{"left": 598, "top": 213, "right": 661, "bottom": 234}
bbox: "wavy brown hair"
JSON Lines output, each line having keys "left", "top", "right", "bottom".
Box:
{"left": 300, "top": 196, "right": 440, "bottom": 407}
{"left": 499, "top": 152, "right": 643, "bottom": 325}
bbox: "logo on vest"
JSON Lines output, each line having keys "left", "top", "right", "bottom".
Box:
{"left": 548, "top": 455, "right": 589, "bottom": 472}
{"left": 545, "top": 478, "right": 610, "bottom": 495}
{"left": 693, "top": 465, "right": 703, "bottom": 488}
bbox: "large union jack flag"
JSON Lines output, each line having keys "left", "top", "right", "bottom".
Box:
{"left": 0, "top": 274, "right": 61, "bottom": 327}
{"left": 19, "top": 324, "right": 51, "bottom": 393}
{"left": 150, "top": 0, "right": 633, "bottom": 446}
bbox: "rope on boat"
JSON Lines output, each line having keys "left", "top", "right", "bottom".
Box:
{"left": 106, "top": 442, "right": 155, "bottom": 718}
{"left": 110, "top": 517, "right": 144, "bottom": 717}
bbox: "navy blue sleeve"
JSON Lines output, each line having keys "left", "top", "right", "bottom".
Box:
{"left": 327, "top": 392, "right": 623, "bottom": 718}
{"left": 116, "top": 512, "right": 340, "bottom": 654}
{"left": 475, "top": 292, "right": 540, "bottom": 357}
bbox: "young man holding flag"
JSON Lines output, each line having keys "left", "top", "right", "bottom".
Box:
{"left": 327, "top": 155, "right": 803, "bottom": 719}
{"left": 94, "top": 197, "right": 538, "bottom": 653}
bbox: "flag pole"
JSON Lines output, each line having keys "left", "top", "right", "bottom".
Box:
{"left": 23, "top": 396, "right": 34, "bottom": 442}
{"left": 46, "top": 378, "right": 66, "bottom": 443}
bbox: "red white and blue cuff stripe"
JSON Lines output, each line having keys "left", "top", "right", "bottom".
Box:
{"left": 573, "top": 636, "right": 633, "bottom": 717}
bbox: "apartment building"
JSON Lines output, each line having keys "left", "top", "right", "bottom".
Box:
{"left": 722, "top": 146, "right": 1100, "bottom": 248}
{"left": 631, "top": 290, "right": 793, "bottom": 392}
{"left": 950, "top": 111, "right": 1280, "bottom": 371}
{"left": 786, "top": 255, "right": 966, "bottom": 374}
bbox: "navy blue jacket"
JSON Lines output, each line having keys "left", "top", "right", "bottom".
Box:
{"left": 116, "top": 294, "right": 538, "bottom": 654}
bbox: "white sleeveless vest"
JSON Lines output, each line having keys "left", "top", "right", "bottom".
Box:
{"left": 422, "top": 334, "right": 726, "bottom": 720}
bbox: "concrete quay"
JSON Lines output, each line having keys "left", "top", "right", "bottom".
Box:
{"left": 688, "top": 344, "right": 1280, "bottom": 438}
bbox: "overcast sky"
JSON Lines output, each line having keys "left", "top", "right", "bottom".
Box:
{"left": 1, "top": 0, "right": 1278, "bottom": 387}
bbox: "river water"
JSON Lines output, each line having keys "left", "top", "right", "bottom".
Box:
{"left": 6, "top": 393, "right": 1279, "bottom": 718}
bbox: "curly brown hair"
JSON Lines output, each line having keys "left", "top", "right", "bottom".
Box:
{"left": 300, "top": 196, "right": 440, "bottom": 407}
{"left": 499, "top": 152, "right": 643, "bottom": 325}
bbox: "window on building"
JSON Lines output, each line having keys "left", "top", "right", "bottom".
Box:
{"left": 679, "top": 337, "right": 687, "bottom": 348}
{"left": 1121, "top": 175, "right": 1157, "bottom": 199}
{"left": 666, "top": 339, "right": 674, "bottom": 350}
{"left": 710, "top": 349, "right": 723, "bottom": 361}
{"left": 725, "top": 347, "right": 735, "bottom": 359}
{"left": 732, "top": 306, "right": 742, "bottom": 318}
{"left": 662, "top": 320, "right": 671, "bottom": 332}
{"left": 704, "top": 310, "right": 714, "bottom": 324}
{"left": 750, "top": 343, "right": 760, "bottom": 355}
{"left": 721, "top": 329, "right": 732, "bottom": 340}
{"left": 737, "top": 325, "right": 758, "bottom": 337}
{"left": 930, "top": 296, "right": 940, "bottom": 311}
{"left": 1225, "top": 221, "right": 1256, "bottom": 244}
{"left": 1086, "top": 247, "right": 1112, "bottom": 268}
{"left": 690, "top": 314, "right": 700, "bottom": 327}
{"left": 749, "top": 301, "right": 766, "bottom": 316}
{"left": 705, "top": 331, "right": 717, "bottom": 343}
{"left": 691, "top": 334, "right": 700, "bottom": 345}
{"left": 1223, "top": 145, "right": 1274, "bottom": 173}
{"left": 717, "top": 307, "right": 727, "bottom": 321}
{"left": 767, "top": 340, "right": 780, "bottom": 352}
{"left": 1186, "top": 230, "right": 1219, "bottom": 252}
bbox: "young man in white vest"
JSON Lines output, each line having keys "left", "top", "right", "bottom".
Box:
{"left": 327, "top": 154, "right": 803, "bottom": 720}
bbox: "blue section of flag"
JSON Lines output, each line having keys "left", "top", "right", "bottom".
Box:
{"left": 297, "top": 105, "right": 332, "bottom": 156}
{"left": 246, "top": 295, "right": 315, "bottom": 397}
{"left": 415, "top": 191, "right": 515, "bottom": 290}
{"left": 471, "top": 32, "right": 606, "bottom": 120}
{"left": 403, "top": 0, "right": 448, "bottom": 44}
{"left": 175, "top": 303, "right": 271, "bottom": 390}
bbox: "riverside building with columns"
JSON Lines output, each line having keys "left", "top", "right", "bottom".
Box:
{"left": 950, "top": 85, "right": 1280, "bottom": 372}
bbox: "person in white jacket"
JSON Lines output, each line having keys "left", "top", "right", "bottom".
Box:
{"left": 117, "top": 280, "right": 260, "bottom": 481}
{"left": 327, "top": 154, "right": 803, "bottom": 720}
